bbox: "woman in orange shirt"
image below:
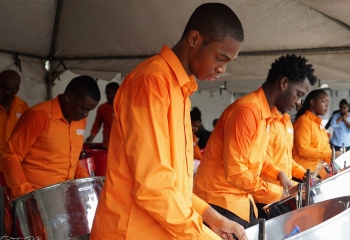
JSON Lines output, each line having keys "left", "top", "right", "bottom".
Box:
{"left": 293, "top": 89, "right": 340, "bottom": 178}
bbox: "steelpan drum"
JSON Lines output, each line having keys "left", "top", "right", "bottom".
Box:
{"left": 334, "top": 150, "right": 350, "bottom": 169}
{"left": 4, "top": 177, "right": 104, "bottom": 240}
{"left": 264, "top": 166, "right": 350, "bottom": 219}
{"left": 247, "top": 195, "right": 350, "bottom": 240}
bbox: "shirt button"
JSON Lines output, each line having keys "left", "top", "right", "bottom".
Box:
{"left": 188, "top": 173, "right": 192, "bottom": 177}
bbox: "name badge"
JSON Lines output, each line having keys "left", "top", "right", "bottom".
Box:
{"left": 267, "top": 124, "right": 270, "bottom": 132}
{"left": 76, "top": 129, "right": 85, "bottom": 136}
{"left": 16, "top": 113, "right": 22, "bottom": 118}
{"left": 287, "top": 128, "right": 293, "bottom": 134}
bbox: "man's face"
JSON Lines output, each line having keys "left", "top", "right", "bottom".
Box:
{"left": 189, "top": 36, "right": 242, "bottom": 81}
{"left": 277, "top": 78, "right": 311, "bottom": 114}
{"left": 340, "top": 104, "right": 349, "bottom": 115}
{"left": 0, "top": 78, "right": 20, "bottom": 102}
{"left": 105, "top": 87, "right": 117, "bottom": 104}
{"left": 191, "top": 120, "right": 201, "bottom": 133}
{"left": 65, "top": 94, "right": 99, "bottom": 121}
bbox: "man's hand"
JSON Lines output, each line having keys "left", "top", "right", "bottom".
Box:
{"left": 335, "top": 150, "right": 342, "bottom": 158}
{"left": 202, "top": 206, "right": 247, "bottom": 240}
{"left": 277, "top": 171, "right": 294, "bottom": 197}
{"left": 85, "top": 135, "right": 95, "bottom": 143}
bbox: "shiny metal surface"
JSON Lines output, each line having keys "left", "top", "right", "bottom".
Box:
{"left": 334, "top": 149, "right": 350, "bottom": 169}
{"left": 4, "top": 177, "right": 104, "bottom": 240}
{"left": 264, "top": 166, "right": 350, "bottom": 218}
{"left": 246, "top": 196, "right": 350, "bottom": 240}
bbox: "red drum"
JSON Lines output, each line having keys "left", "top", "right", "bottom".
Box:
{"left": 86, "top": 149, "right": 107, "bottom": 176}
{"left": 79, "top": 157, "right": 95, "bottom": 177}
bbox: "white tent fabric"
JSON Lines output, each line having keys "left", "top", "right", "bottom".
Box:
{"left": 1, "top": 0, "right": 350, "bottom": 98}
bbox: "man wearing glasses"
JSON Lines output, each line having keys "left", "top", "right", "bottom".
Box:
{"left": 0, "top": 69, "right": 28, "bottom": 156}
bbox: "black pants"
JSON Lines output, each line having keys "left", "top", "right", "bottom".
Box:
{"left": 210, "top": 201, "right": 258, "bottom": 229}
{"left": 333, "top": 145, "right": 350, "bottom": 152}
{"left": 255, "top": 202, "right": 268, "bottom": 220}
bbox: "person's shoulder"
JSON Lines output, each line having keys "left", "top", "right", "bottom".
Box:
{"left": 14, "top": 95, "right": 28, "bottom": 105}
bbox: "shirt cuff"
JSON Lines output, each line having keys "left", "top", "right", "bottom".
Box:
{"left": 293, "top": 166, "right": 306, "bottom": 180}
{"left": 264, "top": 165, "right": 282, "bottom": 181}
{"left": 192, "top": 194, "right": 210, "bottom": 216}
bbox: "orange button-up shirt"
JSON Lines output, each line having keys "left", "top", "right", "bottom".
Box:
{"left": 0, "top": 96, "right": 89, "bottom": 199}
{"left": 91, "top": 45, "right": 211, "bottom": 240}
{"left": 259, "top": 113, "right": 306, "bottom": 204}
{"left": 293, "top": 110, "right": 332, "bottom": 172}
{"left": 0, "top": 95, "right": 29, "bottom": 155}
{"left": 90, "top": 102, "right": 114, "bottom": 148}
{"left": 194, "top": 87, "right": 283, "bottom": 223}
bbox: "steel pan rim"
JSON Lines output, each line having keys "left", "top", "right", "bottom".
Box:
{"left": 285, "top": 196, "right": 350, "bottom": 239}
{"left": 5, "top": 176, "right": 105, "bottom": 207}
{"left": 262, "top": 195, "right": 296, "bottom": 211}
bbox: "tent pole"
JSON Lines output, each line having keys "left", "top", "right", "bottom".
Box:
{"left": 46, "top": 60, "right": 53, "bottom": 100}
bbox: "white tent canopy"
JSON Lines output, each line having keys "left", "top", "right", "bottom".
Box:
{"left": 1, "top": 0, "right": 350, "bottom": 96}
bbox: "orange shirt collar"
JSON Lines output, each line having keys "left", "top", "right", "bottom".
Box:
{"left": 159, "top": 45, "right": 198, "bottom": 97}
{"left": 256, "top": 87, "right": 277, "bottom": 120}
{"left": 305, "top": 109, "right": 322, "bottom": 124}
{"left": 51, "top": 96, "right": 65, "bottom": 120}
{"left": 275, "top": 112, "right": 291, "bottom": 126}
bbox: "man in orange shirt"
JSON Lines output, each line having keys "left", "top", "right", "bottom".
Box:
{"left": 0, "top": 75, "right": 100, "bottom": 199}
{"left": 0, "top": 69, "right": 29, "bottom": 156}
{"left": 85, "top": 82, "right": 119, "bottom": 149}
{"left": 194, "top": 54, "right": 318, "bottom": 228}
{"left": 91, "top": 3, "right": 247, "bottom": 240}
{"left": 256, "top": 112, "right": 307, "bottom": 218}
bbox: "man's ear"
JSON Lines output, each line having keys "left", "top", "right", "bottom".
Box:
{"left": 65, "top": 92, "right": 74, "bottom": 103}
{"left": 188, "top": 30, "right": 203, "bottom": 48}
{"left": 280, "top": 77, "right": 289, "bottom": 92}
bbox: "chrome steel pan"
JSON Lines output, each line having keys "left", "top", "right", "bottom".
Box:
{"left": 4, "top": 177, "right": 104, "bottom": 240}
{"left": 263, "top": 166, "right": 350, "bottom": 218}
{"left": 247, "top": 195, "right": 350, "bottom": 240}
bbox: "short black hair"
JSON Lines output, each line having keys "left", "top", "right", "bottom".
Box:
{"left": 266, "top": 54, "right": 318, "bottom": 86}
{"left": 64, "top": 75, "right": 101, "bottom": 102}
{"left": 339, "top": 99, "right": 348, "bottom": 108}
{"left": 295, "top": 89, "right": 327, "bottom": 120}
{"left": 190, "top": 107, "right": 202, "bottom": 122}
{"left": 181, "top": 3, "right": 244, "bottom": 45}
{"left": 106, "top": 82, "right": 119, "bottom": 92}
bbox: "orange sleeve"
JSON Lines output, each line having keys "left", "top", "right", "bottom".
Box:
{"left": 291, "top": 160, "right": 306, "bottom": 180}
{"left": 75, "top": 160, "right": 90, "bottom": 178}
{"left": 192, "top": 194, "right": 209, "bottom": 216}
{"left": 193, "top": 135, "right": 203, "bottom": 160}
{"left": 0, "top": 109, "right": 48, "bottom": 198}
{"left": 293, "top": 119, "right": 332, "bottom": 163}
{"left": 121, "top": 77, "right": 202, "bottom": 238}
{"left": 90, "top": 105, "right": 104, "bottom": 136}
{"left": 224, "top": 106, "right": 282, "bottom": 202}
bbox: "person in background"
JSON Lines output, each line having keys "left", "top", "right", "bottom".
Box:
{"left": 85, "top": 82, "right": 119, "bottom": 149}
{"left": 212, "top": 118, "right": 219, "bottom": 128}
{"left": 330, "top": 99, "right": 350, "bottom": 152}
{"left": 255, "top": 111, "right": 307, "bottom": 218}
{"left": 194, "top": 54, "right": 317, "bottom": 228}
{"left": 293, "top": 89, "right": 341, "bottom": 179}
{"left": 325, "top": 100, "right": 350, "bottom": 130}
{"left": 91, "top": 3, "right": 247, "bottom": 240}
{"left": 0, "top": 76, "right": 100, "bottom": 200}
{"left": 0, "top": 69, "right": 29, "bottom": 156}
{"left": 191, "top": 107, "right": 211, "bottom": 149}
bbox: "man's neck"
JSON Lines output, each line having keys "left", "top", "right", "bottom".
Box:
{"left": 58, "top": 94, "right": 71, "bottom": 123}
{"left": 0, "top": 96, "right": 15, "bottom": 113}
{"left": 262, "top": 83, "right": 277, "bottom": 109}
